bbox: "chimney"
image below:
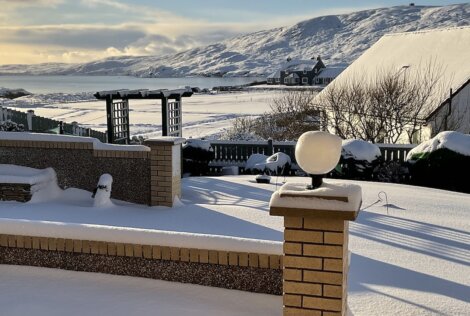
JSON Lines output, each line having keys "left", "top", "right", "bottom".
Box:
{"left": 317, "top": 55, "right": 322, "bottom": 61}
{"left": 287, "top": 57, "right": 292, "bottom": 62}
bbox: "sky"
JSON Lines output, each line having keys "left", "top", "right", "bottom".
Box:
{"left": 0, "top": 0, "right": 462, "bottom": 65}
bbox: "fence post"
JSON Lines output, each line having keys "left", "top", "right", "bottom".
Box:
{"left": 144, "top": 137, "right": 185, "bottom": 207}
{"left": 72, "top": 121, "right": 78, "bottom": 135}
{"left": 267, "top": 138, "right": 274, "bottom": 156}
{"left": 59, "top": 121, "right": 64, "bottom": 134}
{"left": 270, "top": 184, "right": 361, "bottom": 316}
{"left": 26, "top": 110, "right": 34, "bottom": 131}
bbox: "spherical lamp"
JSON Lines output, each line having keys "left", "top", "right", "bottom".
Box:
{"left": 295, "top": 131, "right": 342, "bottom": 189}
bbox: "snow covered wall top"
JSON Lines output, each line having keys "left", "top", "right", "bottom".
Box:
{"left": 406, "top": 131, "right": 470, "bottom": 160}
{"left": 0, "top": 4, "right": 468, "bottom": 77}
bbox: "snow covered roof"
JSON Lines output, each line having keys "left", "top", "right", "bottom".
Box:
{"left": 285, "top": 73, "right": 300, "bottom": 79}
{"left": 316, "top": 67, "right": 346, "bottom": 79}
{"left": 282, "top": 59, "right": 318, "bottom": 72}
{"left": 267, "top": 70, "right": 281, "bottom": 79}
{"left": 316, "top": 26, "right": 470, "bottom": 113}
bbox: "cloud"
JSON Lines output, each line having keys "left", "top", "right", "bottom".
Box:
{"left": 1, "top": 25, "right": 146, "bottom": 49}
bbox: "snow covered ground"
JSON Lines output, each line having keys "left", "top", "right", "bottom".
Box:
{"left": 0, "top": 265, "right": 280, "bottom": 316}
{"left": 0, "top": 175, "right": 469, "bottom": 315}
{"left": 3, "top": 90, "right": 276, "bottom": 139}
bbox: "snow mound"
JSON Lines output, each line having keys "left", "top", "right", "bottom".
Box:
{"left": 0, "top": 164, "right": 62, "bottom": 202}
{"left": 342, "top": 139, "right": 381, "bottom": 162}
{"left": 183, "top": 138, "right": 212, "bottom": 151}
{"left": 246, "top": 152, "right": 291, "bottom": 173}
{"left": 0, "top": 132, "right": 150, "bottom": 152}
{"left": 406, "top": 131, "right": 470, "bottom": 160}
{"left": 93, "top": 174, "right": 113, "bottom": 208}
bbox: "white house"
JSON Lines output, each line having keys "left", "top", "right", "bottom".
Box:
{"left": 315, "top": 26, "right": 470, "bottom": 142}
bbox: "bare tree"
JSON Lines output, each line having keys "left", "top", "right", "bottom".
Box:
{"left": 316, "top": 60, "right": 447, "bottom": 143}
{"left": 254, "top": 90, "right": 323, "bottom": 140}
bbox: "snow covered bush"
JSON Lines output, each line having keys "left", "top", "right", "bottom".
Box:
{"left": 182, "top": 138, "right": 214, "bottom": 176}
{"left": 334, "top": 139, "right": 381, "bottom": 180}
{"left": 245, "top": 152, "right": 291, "bottom": 175}
{"left": 0, "top": 120, "right": 25, "bottom": 132}
{"left": 406, "top": 131, "right": 470, "bottom": 193}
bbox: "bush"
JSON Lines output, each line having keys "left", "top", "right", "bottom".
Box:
{"left": 333, "top": 139, "right": 381, "bottom": 180}
{"left": 245, "top": 152, "right": 291, "bottom": 176}
{"left": 408, "top": 148, "right": 470, "bottom": 193}
{"left": 0, "top": 120, "right": 25, "bottom": 132}
{"left": 182, "top": 139, "right": 214, "bottom": 176}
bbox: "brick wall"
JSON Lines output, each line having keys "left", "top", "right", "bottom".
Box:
{"left": 0, "top": 137, "right": 183, "bottom": 206}
{"left": 0, "top": 233, "right": 282, "bottom": 294}
{"left": 0, "top": 183, "right": 31, "bottom": 202}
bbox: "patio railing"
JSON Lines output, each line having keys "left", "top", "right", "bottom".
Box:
{"left": 207, "top": 139, "right": 416, "bottom": 174}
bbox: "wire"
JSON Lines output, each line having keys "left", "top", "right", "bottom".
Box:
{"left": 80, "top": 114, "right": 107, "bottom": 124}
{"left": 361, "top": 190, "right": 390, "bottom": 215}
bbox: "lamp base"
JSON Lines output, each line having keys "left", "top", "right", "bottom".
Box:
{"left": 307, "top": 174, "right": 323, "bottom": 190}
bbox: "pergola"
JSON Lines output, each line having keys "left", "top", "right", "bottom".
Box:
{"left": 94, "top": 88, "right": 193, "bottom": 144}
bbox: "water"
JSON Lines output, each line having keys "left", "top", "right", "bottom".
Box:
{"left": 0, "top": 75, "right": 263, "bottom": 94}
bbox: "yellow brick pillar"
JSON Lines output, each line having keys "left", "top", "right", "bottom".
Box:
{"left": 270, "top": 182, "right": 361, "bottom": 316}
{"left": 144, "top": 137, "right": 185, "bottom": 207}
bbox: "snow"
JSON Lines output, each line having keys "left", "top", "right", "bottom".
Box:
{"left": 4, "top": 90, "right": 274, "bottom": 140}
{"left": 245, "top": 152, "right": 291, "bottom": 173}
{"left": 316, "top": 67, "right": 346, "bottom": 79}
{"left": 342, "top": 139, "right": 381, "bottom": 162}
{"left": 317, "top": 25, "right": 470, "bottom": 115}
{"left": 183, "top": 138, "right": 212, "bottom": 151}
{"left": 0, "top": 265, "right": 281, "bottom": 316}
{"left": 0, "top": 175, "right": 469, "bottom": 315}
{"left": 0, "top": 4, "right": 467, "bottom": 78}
{"left": 93, "top": 174, "right": 113, "bottom": 208}
{"left": 0, "top": 131, "right": 150, "bottom": 151}
{"left": 270, "top": 182, "right": 362, "bottom": 212}
{"left": 0, "top": 164, "right": 56, "bottom": 185}
{"left": 406, "top": 131, "right": 470, "bottom": 160}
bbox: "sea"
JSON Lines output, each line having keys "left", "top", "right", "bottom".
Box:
{"left": 0, "top": 75, "right": 263, "bottom": 94}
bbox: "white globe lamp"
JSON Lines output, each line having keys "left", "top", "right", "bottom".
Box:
{"left": 295, "top": 131, "right": 342, "bottom": 189}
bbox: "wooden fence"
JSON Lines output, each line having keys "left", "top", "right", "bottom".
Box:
{"left": 1, "top": 106, "right": 107, "bottom": 142}
{"left": 208, "top": 139, "right": 416, "bottom": 174}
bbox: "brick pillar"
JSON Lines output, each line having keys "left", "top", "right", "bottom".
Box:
{"left": 144, "top": 137, "right": 185, "bottom": 207}
{"left": 270, "top": 184, "right": 361, "bottom": 316}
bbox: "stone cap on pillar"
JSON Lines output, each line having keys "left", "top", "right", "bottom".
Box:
{"left": 269, "top": 181, "right": 362, "bottom": 221}
{"left": 144, "top": 137, "right": 186, "bottom": 146}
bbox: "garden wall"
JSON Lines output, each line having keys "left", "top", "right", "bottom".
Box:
{"left": 0, "top": 134, "right": 183, "bottom": 206}
{"left": 0, "top": 233, "right": 282, "bottom": 295}
{"left": 0, "top": 138, "right": 150, "bottom": 204}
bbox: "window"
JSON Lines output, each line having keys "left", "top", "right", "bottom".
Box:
{"left": 303, "top": 69, "right": 307, "bottom": 75}
{"left": 302, "top": 77, "right": 308, "bottom": 84}
{"left": 284, "top": 77, "right": 289, "bottom": 84}
{"left": 275, "top": 78, "right": 280, "bottom": 83}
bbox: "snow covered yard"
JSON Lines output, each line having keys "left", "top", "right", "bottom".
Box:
{"left": 6, "top": 90, "right": 277, "bottom": 139}
{"left": 0, "top": 175, "right": 469, "bottom": 315}
{"left": 0, "top": 265, "right": 280, "bottom": 316}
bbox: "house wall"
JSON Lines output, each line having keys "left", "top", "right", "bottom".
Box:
{"left": 428, "top": 83, "right": 470, "bottom": 136}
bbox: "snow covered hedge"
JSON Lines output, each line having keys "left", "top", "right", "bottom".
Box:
{"left": 245, "top": 152, "right": 291, "bottom": 175}
{"left": 182, "top": 139, "right": 214, "bottom": 176}
{"left": 334, "top": 139, "right": 381, "bottom": 180}
{"left": 406, "top": 131, "right": 470, "bottom": 193}
{"left": 0, "top": 120, "right": 25, "bottom": 132}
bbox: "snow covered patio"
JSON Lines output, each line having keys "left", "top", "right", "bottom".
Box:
{"left": 0, "top": 175, "right": 469, "bottom": 315}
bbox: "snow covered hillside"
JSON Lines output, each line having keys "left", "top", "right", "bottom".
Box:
{"left": 0, "top": 4, "right": 468, "bottom": 77}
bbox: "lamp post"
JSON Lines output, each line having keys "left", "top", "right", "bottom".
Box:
{"left": 270, "top": 131, "right": 361, "bottom": 316}
{"left": 295, "top": 131, "right": 342, "bottom": 189}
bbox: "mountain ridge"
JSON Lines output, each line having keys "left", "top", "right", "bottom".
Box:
{"left": 0, "top": 4, "right": 468, "bottom": 77}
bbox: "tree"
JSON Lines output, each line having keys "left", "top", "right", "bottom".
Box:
{"left": 316, "top": 60, "right": 447, "bottom": 143}
{"left": 223, "top": 90, "right": 323, "bottom": 141}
